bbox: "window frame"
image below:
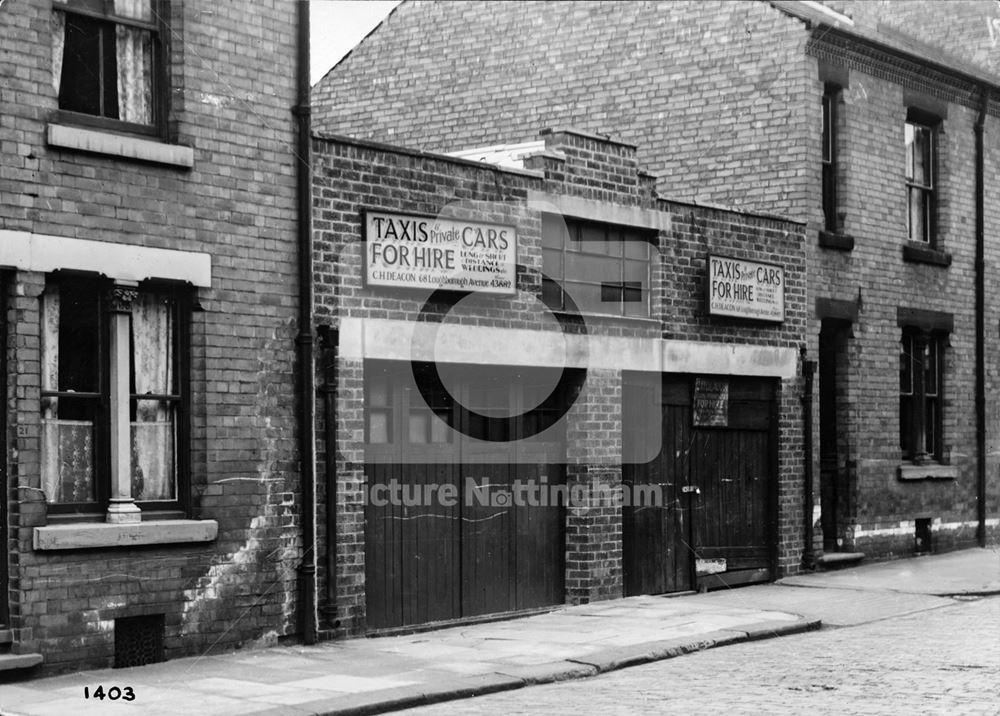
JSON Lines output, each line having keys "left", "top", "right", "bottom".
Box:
{"left": 899, "top": 329, "right": 945, "bottom": 464}
{"left": 41, "top": 274, "right": 191, "bottom": 517}
{"left": 904, "top": 116, "right": 937, "bottom": 246}
{"left": 541, "top": 214, "right": 653, "bottom": 319}
{"left": 52, "top": 0, "right": 170, "bottom": 140}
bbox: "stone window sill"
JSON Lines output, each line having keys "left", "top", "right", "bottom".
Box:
{"left": 33, "top": 519, "right": 218, "bottom": 551}
{"left": 818, "top": 230, "right": 854, "bottom": 251}
{"left": 902, "top": 242, "right": 951, "bottom": 267}
{"left": 47, "top": 123, "right": 194, "bottom": 168}
{"left": 897, "top": 464, "right": 958, "bottom": 481}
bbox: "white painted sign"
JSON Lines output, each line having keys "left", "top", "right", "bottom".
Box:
{"left": 708, "top": 254, "right": 784, "bottom": 322}
{"left": 364, "top": 210, "right": 516, "bottom": 294}
{"left": 693, "top": 378, "right": 729, "bottom": 427}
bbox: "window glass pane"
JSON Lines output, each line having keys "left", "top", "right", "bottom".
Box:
{"left": 600, "top": 282, "right": 623, "bottom": 305}
{"left": 368, "top": 377, "right": 389, "bottom": 407}
{"left": 900, "top": 395, "right": 912, "bottom": 454}
{"left": 408, "top": 411, "right": 429, "bottom": 443}
{"left": 565, "top": 252, "right": 614, "bottom": 283}
{"left": 924, "top": 339, "right": 938, "bottom": 395}
{"left": 906, "top": 123, "right": 931, "bottom": 186}
{"left": 924, "top": 398, "right": 937, "bottom": 455}
{"left": 131, "top": 400, "right": 175, "bottom": 501}
{"left": 577, "top": 222, "right": 608, "bottom": 252}
{"left": 541, "top": 214, "right": 568, "bottom": 249}
{"left": 42, "top": 410, "right": 96, "bottom": 503}
{"left": 624, "top": 259, "right": 648, "bottom": 284}
{"left": 542, "top": 247, "right": 563, "bottom": 282}
{"left": 624, "top": 234, "right": 651, "bottom": 260}
{"left": 541, "top": 276, "right": 563, "bottom": 310}
{"left": 368, "top": 411, "right": 389, "bottom": 443}
{"left": 58, "top": 14, "right": 109, "bottom": 117}
{"left": 113, "top": 0, "right": 154, "bottom": 22}
{"left": 624, "top": 289, "right": 649, "bottom": 318}
{"left": 132, "top": 292, "right": 175, "bottom": 396}
{"left": 822, "top": 94, "right": 832, "bottom": 163}
{"left": 114, "top": 24, "right": 154, "bottom": 124}
{"left": 562, "top": 280, "right": 606, "bottom": 315}
{"left": 908, "top": 187, "right": 928, "bottom": 242}
{"left": 54, "top": 280, "right": 100, "bottom": 393}
{"left": 430, "top": 411, "right": 451, "bottom": 443}
{"left": 905, "top": 123, "right": 915, "bottom": 181}
{"left": 900, "top": 335, "right": 913, "bottom": 394}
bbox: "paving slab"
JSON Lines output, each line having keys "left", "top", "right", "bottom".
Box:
{"left": 779, "top": 546, "right": 1000, "bottom": 595}
{"left": 3, "top": 548, "right": 992, "bottom": 716}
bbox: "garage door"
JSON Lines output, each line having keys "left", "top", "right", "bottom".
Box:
{"left": 364, "top": 361, "right": 565, "bottom": 630}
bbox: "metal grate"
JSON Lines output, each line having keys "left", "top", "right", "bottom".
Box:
{"left": 114, "top": 614, "right": 165, "bottom": 668}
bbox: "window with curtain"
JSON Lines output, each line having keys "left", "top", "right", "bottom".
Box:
{"left": 541, "top": 214, "right": 653, "bottom": 318}
{"left": 41, "top": 277, "right": 186, "bottom": 512}
{"left": 52, "top": 0, "right": 163, "bottom": 133}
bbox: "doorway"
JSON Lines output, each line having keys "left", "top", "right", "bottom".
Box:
{"left": 623, "top": 374, "right": 778, "bottom": 595}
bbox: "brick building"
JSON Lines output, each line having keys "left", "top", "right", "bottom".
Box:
{"left": 312, "top": 127, "right": 806, "bottom": 634}
{"left": 0, "top": 1, "right": 303, "bottom": 674}
{"left": 312, "top": 0, "right": 1000, "bottom": 563}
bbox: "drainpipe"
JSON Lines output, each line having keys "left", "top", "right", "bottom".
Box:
{"left": 975, "top": 87, "right": 989, "bottom": 548}
{"left": 319, "top": 327, "right": 339, "bottom": 629}
{"left": 295, "top": 0, "right": 317, "bottom": 645}
{"left": 802, "top": 353, "right": 817, "bottom": 570}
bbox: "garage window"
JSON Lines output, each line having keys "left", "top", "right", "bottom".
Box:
{"left": 541, "top": 214, "right": 652, "bottom": 317}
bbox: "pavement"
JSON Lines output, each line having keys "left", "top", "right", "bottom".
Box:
{"left": 1, "top": 547, "right": 998, "bottom": 716}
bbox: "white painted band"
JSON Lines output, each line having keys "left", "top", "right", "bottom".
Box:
{"left": 0, "top": 230, "right": 212, "bottom": 287}
{"left": 337, "top": 317, "right": 797, "bottom": 377}
{"left": 850, "top": 518, "right": 1000, "bottom": 539}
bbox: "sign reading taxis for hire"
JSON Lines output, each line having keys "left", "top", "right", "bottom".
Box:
{"left": 707, "top": 254, "right": 784, "bottom": 322}
{"left": 364, "top": 210, "right": 517, "bottom": 295}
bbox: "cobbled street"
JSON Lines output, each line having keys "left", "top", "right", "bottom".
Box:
{"left": 399, "top": 595, "right": 1000, "bottom": 715}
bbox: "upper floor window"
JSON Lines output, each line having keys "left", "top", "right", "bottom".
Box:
{"left": 821, "top": 85, "right": 839, "bottom": 233}
{"left": 905, "top": 118, "right": 936, "bottom": 244}
{"left": 541, "top": 214, "right": 653, "bottom": 318}
{"left": 53, "top": 0, "right": 165, "bottom": 136}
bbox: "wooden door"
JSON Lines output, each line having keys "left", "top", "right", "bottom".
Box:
{"left": 623, "top": 374, "right": 777, "bottom": 596}
{"left": 622, "top": 375, "right": 692, "bottom": 595}
{"left": 364, "top": 361, "right": 565, "bottom": 630}
{"left": 690, "top": 378, "right": 776, "bottom": 588}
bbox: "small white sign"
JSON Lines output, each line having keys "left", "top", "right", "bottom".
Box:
{"left": 696, "top": 558, "right": 728, "bottom": 575}
{"left": 708, "top": 254, "right": 784, "bottom": 322}
{"left": 364, "top": 210, "right": 517, "bottom": 295}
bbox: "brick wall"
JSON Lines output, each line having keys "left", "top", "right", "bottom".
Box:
{"left": 312, "top": 128, "right": 807, "bottom": 634}
{"left": 312, "top": 0, "right": 814, "bottom": 217}
{"left": 807, "top": 35, "right": 1000, "bottom": 556}
{"left": 1, "top": 1, "right": 300, "bottom": 672}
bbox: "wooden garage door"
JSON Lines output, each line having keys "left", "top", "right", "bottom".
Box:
{"left": 364, "top": 361, "right": 565, "bottom": 631}
{"left": 623, "top": 374, "right": 777, "bottom": 596}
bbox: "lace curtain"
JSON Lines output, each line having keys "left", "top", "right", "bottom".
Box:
{"left": 131, "top": 293, "right": 175, "bottom": 501}
{"left": 40, "top": 285, "right": 95, "bottom": 504}
{"left": 51, "top": 12, "right": 65, "bottom": 93}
